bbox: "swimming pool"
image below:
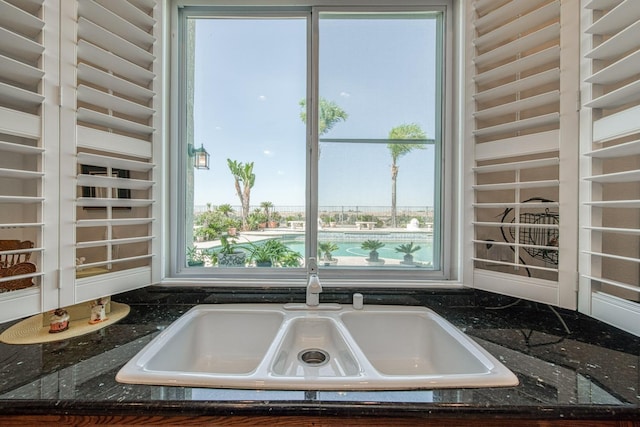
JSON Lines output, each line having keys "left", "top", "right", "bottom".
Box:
{"left": 282, "top": 239, "right": 433, "bottom": 263}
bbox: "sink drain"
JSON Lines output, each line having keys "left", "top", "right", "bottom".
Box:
{"left": 298, "top": 348, "right": 329, "bottom": 367}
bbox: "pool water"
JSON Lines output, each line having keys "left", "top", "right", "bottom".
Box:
{"left": 283, "top": 240, "right": 433, "bottom": 263}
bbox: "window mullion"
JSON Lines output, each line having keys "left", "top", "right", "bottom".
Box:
{"left": 306, "top": 8, "right": 320, "bottom": 266}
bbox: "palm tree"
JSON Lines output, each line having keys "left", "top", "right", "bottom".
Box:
{"left": 227, "top": 159, "right": 255, "bottom": 231}
{"left": 387, "top": 123, "right": 427, "bottom": 227}
{"left": 217, "top": 203, "right": 233, "bottom": 217}
{"left": 260, "top": 201, "right": 274, "bottom": 223}
{"left": 299, "top": 97, "right": 348, "bottom": 137}
{"left": 318, "top": 242, "right": 339, "bottom": 262}
{"left": 361, "top": 239, "right": 385, "bottom": 262}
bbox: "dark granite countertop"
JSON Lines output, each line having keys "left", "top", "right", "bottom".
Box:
{"left": 0, "top": 286, "right": 638, "bottom": 421}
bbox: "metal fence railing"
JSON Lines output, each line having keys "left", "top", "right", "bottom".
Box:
{"left": 194, "top": 205, "right": 435, "bottom": 227}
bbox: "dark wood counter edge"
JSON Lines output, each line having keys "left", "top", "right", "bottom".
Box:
{"left": 0, "top": 400, "right": 638, "bottom": 421}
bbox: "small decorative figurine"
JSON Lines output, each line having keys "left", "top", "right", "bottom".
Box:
{"left": 49, "top": 308, "right": 70, "bottom": 333}
{"left": 89, "top": 297, "right": 108, "bottom": 324}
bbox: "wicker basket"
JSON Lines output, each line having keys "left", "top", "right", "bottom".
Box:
{"left": 0, "top": 262, "right": 36, "bottom": 291}
{"left": 0, "top": 240, "right": 35, "bottom": 292}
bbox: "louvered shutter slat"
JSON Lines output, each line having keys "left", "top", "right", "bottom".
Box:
{"left": 0, "top": 0, "right": 48, "bottom": 321}
{"left": 470, "top": 0, "right": 570, "bottom": 305}
{"left": 71, "top": 0, "right": 158, "bottom": 301}
{"left": 581, "top": 0, "right": 640, "bottom": 335}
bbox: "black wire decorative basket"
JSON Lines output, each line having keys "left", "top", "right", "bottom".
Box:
{"left": 500, "top": 198, "right": 559, "bottom": 266}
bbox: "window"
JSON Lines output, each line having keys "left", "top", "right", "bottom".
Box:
{"left": 173, "top": 2, "right": 452, "bottom": 283}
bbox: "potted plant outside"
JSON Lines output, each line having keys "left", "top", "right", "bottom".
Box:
{"left": 318, "top": 242, "right": 339, "bottom": 266}
{"left": 361, "top": 239, "right": 385, "bottom": 265}
{"left": 269, "top": 211, "right": 282, "bottom": 229}
{"left": 225, "top": 217, "right": 241, "bottom": 237}
{"left": 260, "top": 201, "right": 280, "bottom": 228}
{"left": 244, "top": 239, "right": 302, "bottom": 267}
{"left": 247, "top": 209, "right": 268, "bottom": 231}
{"left": 186, "top": 245, "right": 205, "bottom": 267}
{"left": 395, "top": 242, "right": 421, "bottom": 265}
{"left": 217, "top": 235, "right": 246, "bottom": 267}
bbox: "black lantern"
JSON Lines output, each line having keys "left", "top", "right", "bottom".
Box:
{"left": 188, "top": 143, "right": 210, "bottom": 170}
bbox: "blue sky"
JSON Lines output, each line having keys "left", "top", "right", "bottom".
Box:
{"left": 192, "top": 14, "right": 438, "bottom": 208}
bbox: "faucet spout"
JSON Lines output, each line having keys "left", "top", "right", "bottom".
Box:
{"left": 306, "top": 273, "right": 322, "bottom": 306}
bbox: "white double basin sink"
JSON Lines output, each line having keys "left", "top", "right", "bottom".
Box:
{"left": 116, "top": 303, "right": 518, "bottom": 390}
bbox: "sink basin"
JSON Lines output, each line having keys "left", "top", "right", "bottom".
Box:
{"left": 140, "top": 308, "right": 284, "bottom": 375}
{"left": 271, "top": 317, "right": 361, "bottom": 378}
{"left": 117, "top": 304, "right": 518, "bottom": 390}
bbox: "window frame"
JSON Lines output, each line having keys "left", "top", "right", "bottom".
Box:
{"left": 167, "top": 0, "right": 458, "bottom": 286}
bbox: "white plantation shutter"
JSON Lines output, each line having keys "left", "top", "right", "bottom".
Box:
{"left": 58, "top": 0, "right": 160, "bottom": 305}
{"left": 0, "top": 0, "right": 59, "bottom": 322}
{"left": 467, "top": 0, "right": 578, "bottom": 308}
{"left": 580, "top": 0, "right": 640, "bottom": 335}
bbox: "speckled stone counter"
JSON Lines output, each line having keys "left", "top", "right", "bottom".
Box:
{"left": 0, "top": 286, "right": 638, "bottom": 422}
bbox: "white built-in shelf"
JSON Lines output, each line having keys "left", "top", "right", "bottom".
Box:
{"left": 586, "top": 0, "right": 640, "bottom": 35}
{"left": 0, "top": 0, "right": 44, "bottom": 39}
{"left": 586, "top": 20, "right": 640, "bottom": 60}
{"left": 77, "top": 17, "right": 155, "bottom": 68}
{"left": 474, "top": 91, "right": 559, "bottom": 121}
{"left": 78, "top": 0, "right": 155, "bottom": 49}
{"left": 473, "top": 179, "right": 558, "bottom": 191}
{"left": 473, "top": 112, "right": 559, "bottom": 138}
{"left": 474, "top": 23, "right": 559, "bottom": 68}
{"left": 77, "top": 40, "right": 155, "bottom": 87}
{"left": 585, "top": 139, "right": 640, "bottom": 158}
{"left": 77, "top": 107, "right": 154, "bottom": 137}
{"left": 474, "top": 46, "right": 559, "bottom": 86}
{"left": 77, "top": 152, "right": 154, "bottom": 172}
{"left": 475, "top": 68, "right": 559, "bottom": 103}
{"left": 584, "top": 169, "right": 640, "bottom": 183}
{"left": 474, "top": 157, "right": 559, "bottom": 173}
{"left": 0, "top": 26, "right": 43, "bottom": 64}
{"left": 77, "top": 63, "right": 154, "bottom": 103}
{"left": 77, "top": 85, "right": 155, "bottom": 120}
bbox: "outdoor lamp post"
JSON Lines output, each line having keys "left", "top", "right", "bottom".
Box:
{"left": 188, "top": 143, "right": 210, "bottom": 170}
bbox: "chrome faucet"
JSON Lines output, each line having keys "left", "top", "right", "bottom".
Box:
{"left": 306, "top": 257, "right": 322, "bottom": 306}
